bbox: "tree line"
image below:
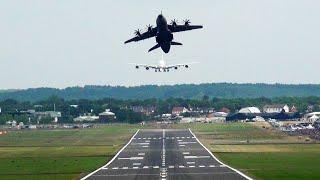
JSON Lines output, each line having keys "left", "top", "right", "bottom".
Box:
{"left": 1, "top": 83, "right": 320, "bottom": 102}
{"left": 0, "top": 96, "right": 320, "bottom": 125}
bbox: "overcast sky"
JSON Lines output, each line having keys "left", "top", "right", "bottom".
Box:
{"left": 0, "top": 0, "right": 320, "bottom": 89}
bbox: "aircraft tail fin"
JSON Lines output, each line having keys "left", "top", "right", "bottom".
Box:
{"left": 171, "top": 41, "right": 183, "bottom": 46}
{"left": 148, "top": 44, "right": 161, "bottom": 52}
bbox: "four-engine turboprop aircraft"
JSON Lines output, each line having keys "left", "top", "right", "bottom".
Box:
{"left": 125, "top": 14, "right": 203, "bottom": 53}
{"left": 131, "top": 54, "right": 198, "bottom": 72}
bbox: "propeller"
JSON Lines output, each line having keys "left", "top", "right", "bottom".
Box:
{"left": 146, "top": 24, "right": 153, "bottom": 32}
{"left": 183, "top": 19, "right": 191, "bottom": 26}
{"left": 170, "top": 19, "right": 178, "bottom": 27}
{"left": 134, "top": 29, "right": 142, "bottom": 36}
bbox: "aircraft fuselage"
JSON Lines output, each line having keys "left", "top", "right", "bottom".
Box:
{"left": 156, "top": 15, "right": 173, "bottom": 53}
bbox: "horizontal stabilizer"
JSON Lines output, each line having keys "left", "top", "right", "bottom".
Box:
{"left": 148, "top": 44, "right": 161, "bottom": 52}
{"left": 171, "top": 41, "right": 183, "bottom": 46}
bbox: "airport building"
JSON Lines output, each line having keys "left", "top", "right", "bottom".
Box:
{"left": 263, "top": 104, "right": 290, "bottom": 113}
{"left": 99, "top": 109, "right": 116, "bottom": 122}
{"left": 73, "top": 115, "right": 99, "bottom": 122}
{"left": 238, "top": 107, "right": 261, "bottom": 114}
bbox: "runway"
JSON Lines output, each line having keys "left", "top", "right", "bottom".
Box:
{"left": 82, "top": 129, "right": 252, "bottom": 180}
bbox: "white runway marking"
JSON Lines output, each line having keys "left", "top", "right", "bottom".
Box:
{"left": 184, "top": 156, "right": 210, "bottom": 159}
{"left": 118, "top": 157, "right": 144, "bottom": 160}
{"left": 142, "top": 145, "right": 149, "bottom": 148}
{"left": 183, "top": 152, "right": 190, "bottom": 155}
{"left": 178, "top": 142, "right": 197, "bottom": 144}
{"left": 179, "top": 145, "right": 185, "bottom": 147}
{"left": 137, "top": 142, "right": 149, "bottom": 145}
{"left": 102, "top": 165, "right": 225, "bottom": 170}
{"left": 138, "top": 153, "right": 145, "bottom": 156}
{"left": 177, "top": 139, "right": 183, "bottom": 142}
{"left": 133, "top": 163, "right": 141, "bottom": 166}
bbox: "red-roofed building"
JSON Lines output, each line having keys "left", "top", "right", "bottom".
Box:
{"left": 220, "top": 107, "right": 230, "bottom": 114}
{"left": 172, "top": 107, "right": 189, "bottom": 115}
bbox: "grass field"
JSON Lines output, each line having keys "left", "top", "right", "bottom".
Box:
{"left": 181, "top": 123, "right": 320, "bottom": 180}
{"left": 0, "top": 124, "right": 139, "bottom": 180}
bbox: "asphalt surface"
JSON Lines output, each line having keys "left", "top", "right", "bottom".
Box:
{"left": 82, "top": 129, "right": 251, "bottom": 180}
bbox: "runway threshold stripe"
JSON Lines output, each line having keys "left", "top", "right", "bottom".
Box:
{"left": 118, "top": 157, "right": 144, "bottom": 160}
{"left": 184, "top": 155, "right": 210, "bottom": 159}
{"left": 178, "top": 142, "right": 197, "bottom": 144}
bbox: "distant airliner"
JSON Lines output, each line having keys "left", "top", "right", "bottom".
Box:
{"left": 131, "top": 54, "right": 198, "bottom": 72}
{"left": 125, "top": 14, "right": 203, "bottom": 53}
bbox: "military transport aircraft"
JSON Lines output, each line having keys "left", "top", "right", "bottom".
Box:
{"left": 124, "top": 14, "right": 203, "bottom": 53}
{"left": 131, "top": 54, "right": 198, "bottom": 72}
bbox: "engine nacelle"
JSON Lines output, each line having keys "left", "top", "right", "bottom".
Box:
{"left": 135, "top": 66, "right": 139, "bottom": 69}
{"left": 185, "top": 65, "right": 189, "bottom": 68}
{"left": 146, "top": 67, "right": 149, "bottom": 70}
{"left": 174, "top": 67, "right": 178, "bottom": 70}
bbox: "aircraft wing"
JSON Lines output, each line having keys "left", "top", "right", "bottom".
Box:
{"left": 124, "top": 28, "right": 157, "bottom": 44}
{"left": 167, "top": 62, "right": 199, "bottom": 69}
{"left": 130, "top": 63, "right": 158, "bottom": 69}
{"left": 168, "top": 25, "right": 203, "bottom": 33}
